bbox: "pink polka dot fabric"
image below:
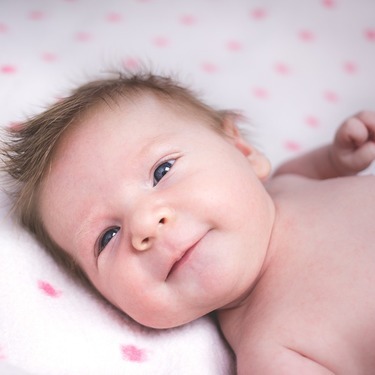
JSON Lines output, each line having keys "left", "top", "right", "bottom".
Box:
{"left": 0, "top": 1, "right": 374, "bottom": 374}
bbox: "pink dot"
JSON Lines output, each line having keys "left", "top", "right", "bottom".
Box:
{"left": 1, "top": 65, "right": 17, "bottom": 74}
{"left": 75, "top": 31, "right": 92, "bottom": 42}
{"left": 201, "top": 62, "right": 218, "bottom": 73}
{"left": 121, "top": 345, "right": 147, "bottom": 362}
{"left": 153, "top": 36, "right": 170, "bottom": 47}
{"left": 284, "top": 140, "right": 302, "bottom": 152}
{"left": 0, "top": 23, "right": 8, "bottom": 33}
{"left": 323, "top": 90, "right": 339, "bottom": 103}
{"left": 42, "top": 52, "right": 58, "bottom": 62}
{"left": 305, "top": 115, "right": 320, "bottom": 128}
{"left": 227, "top": 40, "right": 243, "bottom": 51}
{"left": 298, "top": 30, "right": 315, "bottom": 42}
{"left": 123, "top": 57, "right": 141, "bottom": 70}
{"left": 107, "top": 12, "right": 123, "bottom": 23}
{"left": 250, "top": 8, "right": 267, "bottom": 20}
{"left": 0, "top": 346, "right": 6, "bottom": 361}
{"left": 29, "top": 10, "right": 45, "bottom": 21}
{"left": 364, "top": 28, "right": 375, "bottom": 42}
{"left": 343, "top": 61, "right": 357, "bottom": 74}
{"left": 38, "top": 280, "right": 62, "bottom": 298}
{"left": 8, "top": 122, "right": 22, "bottom": 131}
{"left": 180, "top": 14, "right": 197, "bottom": 26}
{"left": 54, "top": 96, "right": 65, "bottom": 103}
{"left": 252, "top": 87, "right": 269, "bottom": 99}
{"left": 274, "top": 62, "right": 291, "bottom": 75}
{"left": 322, "top": 0, "right": 336, "bottom": 8}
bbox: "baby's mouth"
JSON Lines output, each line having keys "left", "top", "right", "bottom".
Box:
{"left": 166, "top": 240, "right": 200, "bottom": 279}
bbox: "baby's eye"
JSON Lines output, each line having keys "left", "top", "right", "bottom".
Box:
{"left": 98, "top": 227, "right": 120, "bottom": 254}
{"left": 153, "top": 160, "right": 175, "bottom": 186}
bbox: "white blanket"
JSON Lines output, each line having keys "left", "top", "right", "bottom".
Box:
{"left": 1, "top": 1, "right": 374, "bottom": 374}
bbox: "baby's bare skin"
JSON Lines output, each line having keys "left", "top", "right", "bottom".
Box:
{"left": 218, "top": 111, "right": 375, "bottom": 373}
{"left": 218, "top": 174, "right": 375, "bottom": 374}
{"left": 36, "top": 97, "right": 375, "bottom": 374}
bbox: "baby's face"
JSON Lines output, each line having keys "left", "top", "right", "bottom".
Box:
{"left": 40, "top": 95, "right": 275, "bottom": 328}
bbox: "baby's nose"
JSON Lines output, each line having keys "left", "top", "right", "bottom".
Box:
{"left": 131, "top": 205, "right": 175, "bottom": 251}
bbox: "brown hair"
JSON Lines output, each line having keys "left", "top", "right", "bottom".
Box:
{"left": 1, "top": 70, "right": 237, "bottom": 287}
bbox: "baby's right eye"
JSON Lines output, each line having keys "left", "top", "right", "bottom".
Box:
{"left": 98, "top": 227, "right": 120, "bottom": 254}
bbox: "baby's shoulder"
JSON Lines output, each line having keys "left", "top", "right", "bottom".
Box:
{"left": 264, "top": 173, "right": 318, "bottom": 196}
{"left": 266, "top": 173, "right": 375, "bottom": 197}
{"left": 266, "top": 174, "right": 375, "bottom": 221}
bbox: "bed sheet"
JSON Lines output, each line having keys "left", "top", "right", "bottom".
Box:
{"left": 0, "top": 1, "right": 374, "bottom": 374}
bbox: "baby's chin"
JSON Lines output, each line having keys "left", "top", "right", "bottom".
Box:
{"left": 137, "top": 316, "right": 192, "bottom": 330}
{"left": 133, "top": 310, "right": 208, "bottom": 330}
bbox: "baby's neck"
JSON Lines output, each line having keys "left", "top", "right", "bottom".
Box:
{"left": 216, "top": 193, "right": 288, "bottom": 351}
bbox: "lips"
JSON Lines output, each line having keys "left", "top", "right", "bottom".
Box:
{"left": 166, "top": 239, "right": 200, "bottom": 279}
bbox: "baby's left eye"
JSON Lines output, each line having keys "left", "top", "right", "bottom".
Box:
{"left": 153, "top": 160, "right": 175, "bottom": 186}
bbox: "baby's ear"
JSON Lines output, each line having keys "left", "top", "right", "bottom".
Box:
{"left": 246, "top": 147, "right": 272, "bottom": 181}
{"left": 222, "top": 115, "right": 271, "bottom": 181}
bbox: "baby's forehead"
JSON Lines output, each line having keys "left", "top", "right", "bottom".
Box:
{"left": 78, "top": 90, "right": 216, "bottom": 132}
{"left": 48, "top": 86, "right": 224, "bottom": 169}
{"left": 42, "top": 92, "right": 205, "bottom": 194}
{"left": 55, "top": 93, "right": 188, "bottom": 147}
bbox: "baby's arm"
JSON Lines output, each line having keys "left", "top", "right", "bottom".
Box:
{"left": 273, "top": 111, "right": 375, "bottom": 179}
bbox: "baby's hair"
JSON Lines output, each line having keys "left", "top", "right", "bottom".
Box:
{"left": 1, "top": 70, "right": 238, "bottom": 287}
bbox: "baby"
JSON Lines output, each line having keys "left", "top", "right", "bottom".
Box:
{"left": 2, "top": 72, "right": 375, "bottom": 374}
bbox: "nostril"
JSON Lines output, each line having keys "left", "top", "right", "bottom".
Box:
{"left": 133, "top": 236, "right": 152, "bottom": 251}
{"left": 137, "top": 237, "right": 150, "bottom": 251}
{"left": 159, "top": 218, "right": 166, "bottom": 225}
{"left": 141, "top": 237, "right": 149, "bottom": 247}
